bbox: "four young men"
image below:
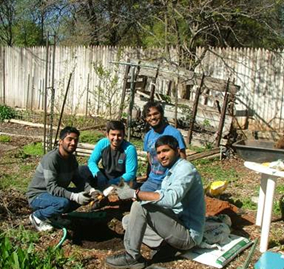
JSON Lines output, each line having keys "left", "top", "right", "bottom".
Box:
{"left": 26, "top": 101, "right": 205, "bottom": 267}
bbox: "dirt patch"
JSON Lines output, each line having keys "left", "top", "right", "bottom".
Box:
{"left": 206, "top": 196, "right": 255, "bottom": 227}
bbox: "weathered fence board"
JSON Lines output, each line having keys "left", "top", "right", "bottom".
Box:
{"left": 1, "top": 46, "right": 284, "bottom": 132}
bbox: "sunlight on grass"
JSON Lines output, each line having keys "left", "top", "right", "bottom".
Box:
{"left": 192, "top": 158, "right": 242, "bottom": 184}
{"left": 0, "top": 173, "right": 31, "bottom": 192}
{"left": 130, "top": 138, "right": 144, "bottom": 151}
{"left": 239, "top": 198, "right": 257, "bottom": 210}
{"left": 80, "top": 130, "right": 105, "bottom": 144}
{"left": 22, "top": 142, "right": 44, "bottom": 156}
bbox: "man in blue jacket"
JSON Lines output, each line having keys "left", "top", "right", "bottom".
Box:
{"left": 80, "top": 120, "right": 138, "bottom": 192}
{"left": 106, "top": 135, "right": 205, "bottom": 269}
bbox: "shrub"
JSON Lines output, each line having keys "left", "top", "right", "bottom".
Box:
{"left": 0, "top": 105, "right": 16, "bottom": 122}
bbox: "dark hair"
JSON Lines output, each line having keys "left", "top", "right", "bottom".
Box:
{"left": 106, "top": 120, "right": 125, "bottom": 134}
{"left": 142, "top": 101, "right": 164, "bottom": 119}
{"left": 155, "top": 135, "right": 179, "bottom": 150}
{"left": 59, "top": 126, "right": 80, "bottom": 139}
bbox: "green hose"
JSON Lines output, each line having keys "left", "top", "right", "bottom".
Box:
{"left": 55, "top": 227, "right": 67, "bottom": 249}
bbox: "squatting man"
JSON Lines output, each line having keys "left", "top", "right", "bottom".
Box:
{"left": 26, "top": 126, "right": 97, "bottom": 231}
{"left": 79, "top": 120, "right": 138, "bottom": 209}
{"left": 107, "top": 135, "right": 206, "bottom": 269}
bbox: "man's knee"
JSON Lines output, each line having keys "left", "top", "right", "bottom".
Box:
{"left": 78, "top": 165, "right": 92, "bottom": 180}
{"left": 52, "top": 197, "right": 70, "bottom": 211}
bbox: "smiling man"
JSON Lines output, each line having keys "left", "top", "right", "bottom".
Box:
{"left": 26, "top": 126, "right": 93, "bottom": 232}
{"left": 140, "top": 101, "right": 186, "bottom": 192}
{"left": 80, "top": 120, "right": 138, "bottom": 193}
{"left": 106, "top": 135, "right": 205, "bottom": 269}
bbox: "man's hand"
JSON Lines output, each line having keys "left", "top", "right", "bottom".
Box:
{"left": 71, "top": 191, "right": 92, "bottom": 205}
{"left": 89, "top": 188, "right": 103, "bottom": 202}
{"left": 115, "top": 184, "right": 135, "bottom": 200}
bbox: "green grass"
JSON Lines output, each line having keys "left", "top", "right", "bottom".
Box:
{"left": 22, "top": 142, "right": 44, "bottom": 156}
{"left": 276, "top": 184, "right": 284, "bottom": 195}
{"left": 0, "top": 135, "right": 11, "bottom": 142}
{"left": 192, "top": 158, "right": 241, "bottom": 185}
{"left": 0, "top": 173, "right": 32, "bottom": 192}
{"left": 0, "top": 149, "right": 38, "bottom": 192}
{"left": 80, "top": 130, "right": 105, "bottom": 144}
{"left": 130, "top": 138, "right": 144, "bottom": 151}
{"left": 238, "top": 197, "right": 257, "bottom": 210}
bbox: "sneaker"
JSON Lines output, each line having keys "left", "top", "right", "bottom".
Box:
{"left": 105, "top": 252, "right": 146, "bottom": 269}
{"left": 29, "top": 214, "right": 54, "bottom": 232}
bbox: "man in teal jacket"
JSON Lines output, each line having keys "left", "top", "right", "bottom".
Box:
{"left": 80, "top": 120, "right": 138, "bottom": 190}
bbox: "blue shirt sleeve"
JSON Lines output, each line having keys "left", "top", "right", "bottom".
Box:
{"left": 143, "top": 131, "right": 150, "bottom": 152}
{"left": 123, "top": 143, "right": 138, "bottom": 182}
{"left": 154, "top": 163, "right": 195, "bottom": 208}
{"left": 88, "top": 138, "right": 109, "bottom": 177}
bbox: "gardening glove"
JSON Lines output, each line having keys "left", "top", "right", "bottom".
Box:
{"left": 89, "top": 188, "right": 103, "bottom": 202}
{"left": 115, "top": 184, "right": 136, "bottom": 200}
{"left": 70, "top": 191, "right": 92, "bottom": 205}
{"left": 96, "top": 171, "right": 109, "bottom": 190}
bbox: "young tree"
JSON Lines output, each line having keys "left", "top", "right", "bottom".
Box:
{"left": 0, "top": 0, "right": 16, "bottom": 46}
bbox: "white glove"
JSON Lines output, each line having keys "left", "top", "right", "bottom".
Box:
{"left": 115, "top": 184, "right": 136, "bottom": 200}
{"left": 70, "top": 191, "right": 92, "bottom": 205}
{"left": 89, "top": 188, "right": 103, "bottom": 201}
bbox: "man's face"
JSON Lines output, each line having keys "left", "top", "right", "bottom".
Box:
{"left": 145, "top": 107, "right": 163, "bottom": 129}
{"left": 156, "top": 144, "right": 180, "bottom": 168}
{"left": 107, "top": 129, "right": 124, "bottom": 150}
{"left": 59, "top": 132, "right": 79, "bottom": 156}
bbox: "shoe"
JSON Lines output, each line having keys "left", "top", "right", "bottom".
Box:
{"left": 49, "top": 215, "right": 71, "bottom": 227}
{"left": 29, "top": 214, "right": 54, "bottom": 232}
{"left": 105, "top": 252, "right": 146, "bottom": 269}
{"left": 150, "top": 243, "right": 180, "bottom": 263}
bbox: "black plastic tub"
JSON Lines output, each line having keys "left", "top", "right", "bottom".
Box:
{"left": 232, "top": 139, "right": 284, "bottom": 163}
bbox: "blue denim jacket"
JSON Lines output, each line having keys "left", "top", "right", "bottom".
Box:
{"left": 152, "top": 158, "right": 205, "bottom": 245}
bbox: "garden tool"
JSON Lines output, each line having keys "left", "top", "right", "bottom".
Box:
{"left": 89, "top": 186, "right": 115, "bottom": 210}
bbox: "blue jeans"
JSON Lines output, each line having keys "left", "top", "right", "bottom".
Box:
{"left": 30, "top": 192, "right": 80, "bottom": 221}
{"left": 140, "top": 178, "right": 161, "bottom": 192}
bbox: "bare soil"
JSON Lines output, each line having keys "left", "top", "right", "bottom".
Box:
{"left": 1, "top": 121, "right": 284, "bottom": 269}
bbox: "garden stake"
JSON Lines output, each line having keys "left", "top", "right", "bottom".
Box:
{"left": 237, "top": 238, "right": 259, "bottom": 269}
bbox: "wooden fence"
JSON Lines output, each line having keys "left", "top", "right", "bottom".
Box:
{"left": 0, "top": 46, "right": 284, "bottom": 132}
